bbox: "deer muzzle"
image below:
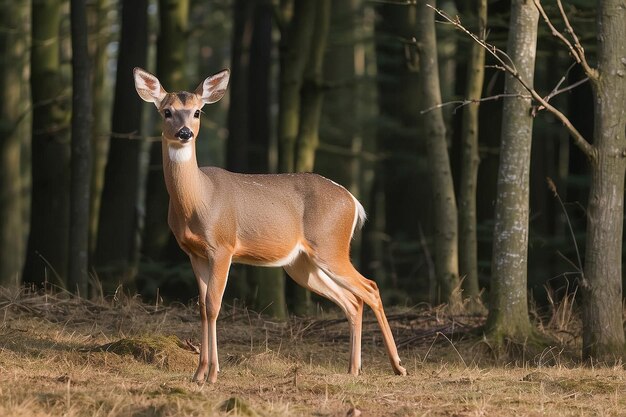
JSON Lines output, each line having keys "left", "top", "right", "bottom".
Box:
{"left": 175, "top": 127, "right": 194, "bottom": 142}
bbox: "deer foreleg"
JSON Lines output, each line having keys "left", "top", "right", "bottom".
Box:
{"left": 203, "top": 251, "right": 232, "bottom": 383}
{"left": 190, "top": 257, "right": 209, "bottom": 382}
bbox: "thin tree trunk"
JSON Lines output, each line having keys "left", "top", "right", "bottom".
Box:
{"left": 416, "top": 0, "right": 460, "bottom": 307}
{"left": 276, "top": 0, "right": 321, "bottom": 316}
{"left": 246, "top": 0, "right": 287, "bottom": 319}
{"left": 294, "top": 0, "right": 330, "bottom": 173}
{"left": 0, "top": 1, "right": 30, "bottom": 286}
{"left": 142, "top": 0, "right": 190, "bottom": 260}
{"left": 226, "top": 0, "right": 254, "bottom": 174}
{"left": 24, "top": 0, "right": 71, "bottom": 285}
{"left": 94, "top": 0, "right": 148, "bottom": 290}
{"left": 458, "top": 0, "right": 486, "bottom": 304}
{"left": 68, "top": 0, "right": 93, "bottom": 296}
{"left": 286, "top": 0, "right": 331, "bottom": 316}
{"left": 581, "top": 0, "right": 626, "bottom": 361}
{"left": 224, "top": 0, "right": 254, "bottom": 303}
{"left": 486, "top": 0, "right": 538, "bottom": 340}
{"left": 89, "top": 0, "right": 113, "bottom": 256}
{"left": 277, "top": 0, "right": 316, "bottom": 173}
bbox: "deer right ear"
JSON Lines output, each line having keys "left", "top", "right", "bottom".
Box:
{"left": 133, "top": 67, "right": 167, "bottom": 107}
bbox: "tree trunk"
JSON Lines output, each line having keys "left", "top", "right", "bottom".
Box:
{"left": 224, "top": 0, "right": 254, "bottom": 303}
{"left": 142, "top": 0, "right": 190, "bottom": 261}
{"left": 486, "top": 0, "right": 538, "bottom": 340}
{"left": 0, "top": 1, "right": 29, "bottom": 286}
{"left": 276, "top": 0, "right": 325, "bottom": 316}
{"left": 581, "top": 0, "right": 626, "bottom": 361}
{"left": 94, "top": 0, "right": 148, "bottom": 290}
{"left": 294, "top": 0, "right": 330, "bottom": 173}
{"left": 89, "top": 0, "right": 113, "bottom": 256}
{"left": 246, "top": 1, "right": 287, "bottom": 319}
{"left": 68, "top": 0, "right": 93, "bottom": 296}
{"left": 24, "top": 0, "right": 71, "bottom": 285}
{"left": 457, "top": 0, "right": 486, "bottom": 304}
{"left": 226, "top": 0, "right": 254, "bottom": 174}
{"left": 285, "top": 0, "right": 331, "bottom": 316}
{"left": 416, "top": 0, "right": 460, "bottom": 307}
{"left": 277, "top": 0, "right": 316, "bottom": 173}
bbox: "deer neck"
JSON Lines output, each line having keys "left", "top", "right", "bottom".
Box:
{"left": 162, "top": 139, "right": 211, "bottom": 217}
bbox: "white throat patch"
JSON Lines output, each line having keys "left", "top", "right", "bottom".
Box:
{"left": 168, "top": 145, "right": 193, "bottom": 163}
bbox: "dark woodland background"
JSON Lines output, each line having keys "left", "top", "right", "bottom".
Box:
{"left": 2, "top": 0, "right": 625, "bottom": 358}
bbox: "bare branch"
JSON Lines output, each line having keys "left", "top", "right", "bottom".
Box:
{"left": 533, "top": 0, "right": 597, "bottom": 79}
{"left": 366, "top": 0, "right": 417, "bottom": 5}
{"left": 533, "top": 0, "right": 579, "bottom": 61}
{"left": 536, "top": 76, "right": 589, "bottom": 113}
{"left": 429, "top": 4, "right": 595, "bottom": 160}
{"left": 546, "top": 62, "right": 578, "bottom": 98}
{"left": 420, "top": 93, "right": 530, "bottom": 115}
{"left": 556, "top": 0, "right": 594, "bottom": 77}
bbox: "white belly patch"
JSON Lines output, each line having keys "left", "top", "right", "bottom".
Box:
{"left": 264, "top": 243, "right": 303, "bottom": 267}
{"left": 235, "top": 243, "right": 304, "bottom": 267}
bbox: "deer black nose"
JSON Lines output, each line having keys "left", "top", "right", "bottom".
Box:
{"left": 176, "top": 127, "right": 193, "bottom": 141}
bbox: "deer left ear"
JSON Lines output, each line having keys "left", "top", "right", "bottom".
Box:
{"left": 195, "top": 69, "right": 230, "bottom": 106}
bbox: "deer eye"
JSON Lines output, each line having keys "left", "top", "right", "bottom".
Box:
{"left": 163, "top": 109, "right": 172, "bottom": 118}
{"left": 194, "top": 110, "right": 200, "bottom": 118}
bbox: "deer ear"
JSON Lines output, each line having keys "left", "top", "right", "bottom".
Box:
{"left": 133, "top": 67, "right": 167, "bottom": 107}
{"left": 195, "top": 69, "right": 230, "bottom": 105}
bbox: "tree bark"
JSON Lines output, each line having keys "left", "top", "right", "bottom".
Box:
{"left": 581, "top": 0, "right": 626, "bottom": 361}
{"left": 142, "top": 0, "right": 190, "bottom": 260}
{"left": 246, "top": 1, "right": 287, "bottom": 319}
{"left": 285, "top": 0, "right": 331, "bottom": 316}
{"left": 486, "top": 0, "right": 538, "bottom": 339}
{"left": 458, "top": 0, "right": 486, "bottom": 304}
{"left": 277, "top": 0, "right": 316, "bottom": 173}
{"left": 294, "top": 0, "right": 330, "bottom": 173}
{"left": 276, "top": 0, "right": 329, "bottom": 316}
{"left": 225, "top": 0, "right": 286, "bottom": 318}
{"left": 94, "top": 0, "right": 148, "bottom": 289}
{"left": 0, "top": 1, "right": 29, "bottom": 286}
{"left": 68, "top": 0, "right": 93, "bottom": 296}
{"left": 226, "top": 0, "right": 254, "bottom": 174}
{"left": 24, "top": 0, "right": 71, "bottom": 285}
{"left": 89, "top": 0, "right": 113, "bottom": 256}
{"left": 416, "top": 0, "right": 460, "bottom": 307}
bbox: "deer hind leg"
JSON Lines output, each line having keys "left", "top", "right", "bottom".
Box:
{"left": 284, "top": 255, "right": 364, "bottom": 375}
{"left": 190, "top": 252, "right": 232, "bottom": 383}
{"left": 313, "top": 258, "right": 407, "bottom": 376}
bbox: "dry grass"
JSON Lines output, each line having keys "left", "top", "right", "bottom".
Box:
{"left": 1, "top": 286, "right": 626, "bottom": 416}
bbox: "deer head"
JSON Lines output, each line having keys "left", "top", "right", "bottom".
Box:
{"left": 133, "top": 67, "right": 230, "bottom": 156}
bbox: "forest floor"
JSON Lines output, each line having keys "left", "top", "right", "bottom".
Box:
{"left": 1, "top": 286, "right": 625, "bottom": 417}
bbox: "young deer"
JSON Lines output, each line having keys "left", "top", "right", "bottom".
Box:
{"left": 133, "top": 67, "right": 407, "bottom": 383}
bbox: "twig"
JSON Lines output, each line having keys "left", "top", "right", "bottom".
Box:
{"left": 420, "top": 93, "right": 530, "bottom": 115}
{"left": 547, "top": 177, "right": 584, "bottom": 276}
{"left": 366, "top": 0, "right": 417, "bottom": 5}
{"left": 555, "top": 0, "right": 595, "bottom": 78}
{"left": 538, "top": 62, "right": 587, "bottom": 107}
{"left": 533, "top": 0, "right": 596, "bottom": 78}
{"left": 437, "top": 331, "right": 468, "bottom": 368}
{"left": 533, "top": 0, "right": 579, "bottom": 62}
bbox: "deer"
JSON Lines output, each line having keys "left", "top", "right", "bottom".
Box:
{"left": 133, "top": 67, "right": 407, "bottom": 383}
